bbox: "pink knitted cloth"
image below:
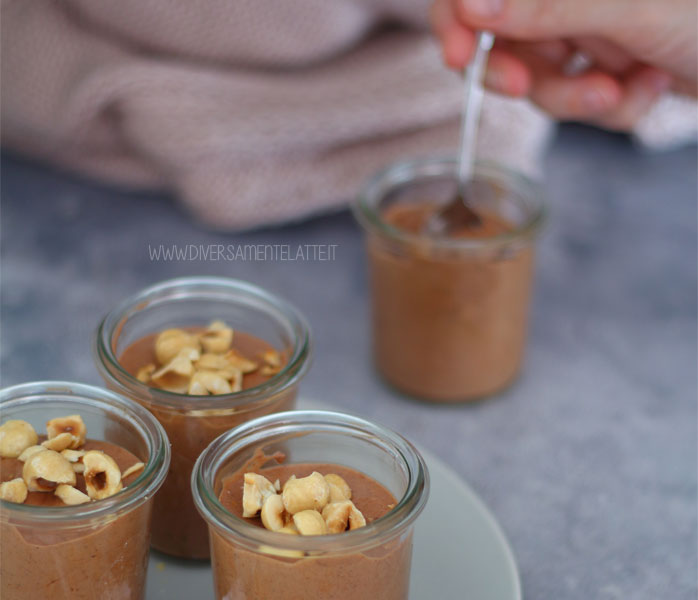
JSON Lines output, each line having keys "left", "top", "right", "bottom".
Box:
{"left": 1, "top": 1, "right": 692, "bottom": 229}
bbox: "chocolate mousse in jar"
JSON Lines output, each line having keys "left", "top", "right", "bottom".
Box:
{"left": 0, "top": 381, "right": 170, "bottom": 600}
{"left": 94, "top": 277, "right": 312, "bottom": 559}
{"left": 354, "top": 158, "right": 545, "bottom": 402}
{"left": 192, "top": 410, "right": 429, "bottom": 600}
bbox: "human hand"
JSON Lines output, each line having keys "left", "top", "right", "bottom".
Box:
{"left": 431, "top": 0, "right": 698, "bottom": 130}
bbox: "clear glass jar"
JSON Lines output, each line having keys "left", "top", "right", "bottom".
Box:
{"left": 192, "top": 409, "right": 429, "bottom": 600}
{"left": 94, "top": 276, "right": 312, "bottom": 559}
{"left": 0, "top": 381, "right": 170, "bottom": 600}
{"left": 354, "top": 158, "right": 545, "bottom": 402}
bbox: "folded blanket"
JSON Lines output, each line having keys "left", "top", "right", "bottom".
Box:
{"left": 1, "top": 0, "right": 694, "bottom": 229}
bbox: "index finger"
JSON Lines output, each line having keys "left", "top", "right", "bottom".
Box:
{"left": 431, "top": 0, "right": 477, "bottom": 69}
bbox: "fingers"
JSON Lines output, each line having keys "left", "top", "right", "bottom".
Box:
{"left": 530, "top": 70, "right": 624, "bottom": 120}
{"left": 571, "top": 37, "right": 636, "bottom": 75}
{"left": 528, "top": 61, "right": 671, "bottom": 130}
{"left": 442, "top": 25, "right": 476, "bottom": 69}
{"left": 430, "top": 0, "right": 671, "bottom": 129}
{"left": 433, "top": 0, "right": 530, "bottom": 95}
{"left": 483, "top": 49, "right": 531, "bottom": 96}
{"left": 527, "top": 40, "right": 571, "bottom": 64}
{"left": 453, "top": 0, "right": 632, "bottom": 39}
{"left": 594, "top": 67, "right": 673, "bottom": 131}
{"left": 508, "top": 44, "right": 626, "bottom": 119}
{"left": 432, "top": 0, "right": 476, "bottom": 69}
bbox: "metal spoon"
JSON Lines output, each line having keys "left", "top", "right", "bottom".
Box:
{"left": 426, "top": 31, "right": 495, "bottom": 235}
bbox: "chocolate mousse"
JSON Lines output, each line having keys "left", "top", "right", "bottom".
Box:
{"left": 0, "top": 417, "right": 150, "bottom": 600}
{"left": 369, "top": 202, "right": 535, "bottom": 401}
{"left": 118, "top": 321, "right": 293, "bottom": 559}
{"left": 210, "top": 462, "right": 412, "bottom": 600}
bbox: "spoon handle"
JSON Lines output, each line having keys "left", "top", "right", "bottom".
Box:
{"left": 457, "top": 31, "right": 495, "bottom": 187}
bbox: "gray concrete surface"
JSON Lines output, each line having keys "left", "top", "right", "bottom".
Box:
{"left": 1, "top": 124, "right": 696, "bottom": 599}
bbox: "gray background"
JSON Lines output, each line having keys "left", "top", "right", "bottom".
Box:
{"left": 2, "top": 124, "right": 696, "bottom": 599}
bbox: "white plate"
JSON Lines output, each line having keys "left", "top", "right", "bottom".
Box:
{"left": 146, "top": 403, "right": 521, "bottom": 600}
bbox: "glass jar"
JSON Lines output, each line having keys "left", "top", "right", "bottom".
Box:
{"left": 354, "top": 158, "right": 545, "bottom": 402}
{"left": 94, "top": 277, "right": 312, "bottom": 559}
{"left": 192, "top": 409, "right": 429, "bottom": 600}
{"left": 0, "top": 381, "right": 170, "bottom": 600}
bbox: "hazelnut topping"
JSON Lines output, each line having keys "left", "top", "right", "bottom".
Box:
{"left": 82, "top": 450, "right": 123, "bottom": 500}
{"left": 46, "top": 415, "right": 86, "bottom": 449}
{"left": 242, "top": 470, "right": 366, "bottom": 536}
{"left": 133, "top": 320, "right": 279, "bottom": 395}
{"left": 0, "top": 478, "right": 28, "bottom": 504}
{"left": 2, "top": 413, "right": 144, "bottom": 507}
{"left": 23, "top": 449, "right": 76, "bottom": 492}
{"left": 0, "top": 420, "right": 39, "bottom": 458}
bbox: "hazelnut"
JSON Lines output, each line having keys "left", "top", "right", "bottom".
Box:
{"left": 60, "top": 449, "right": 86, "bottom": 463}
{"left": 258, "top": 545, "right": 303, "bottom": 558}
{"left": 348, "top": 504, "right": 366, "bottom": 530}
{"left": 223, "top": 349, "right": 258, "bottom": 374}
{"left": 121, "top": 462, "right": 145, "bottom": 479}
{"left": 0, "top": 420, "right": 39, "bottom": 458}
{"left": 0, "top": 478, "right": 28, "bottom": 504}
{"left": 242, "top": 473, "right": 277, "bottom": 518}
{"left": 282, "top": 471, "right": 330, "bottom": 515}
{"left": 261, "top": 349, "right": 281, "bottom": 368}
{"left": 55, "top": 484, "right": 90, "bottom": 505}
{"left": 278, "top": 523, "right": 299, "bottom": 535}
{"left": 322, "top": 500, "right": 366, "bottom": 533}
{"left": 136, "top": 364, "right": 156, "bottom": 383}
{"left": 188, "top": 379, "right": 207, "bottom": 396}
{"left": 260, "top": 366, "right": 281, "bottom": 376}
{"left": 322, "top": 501, "right": 353, "bottom": 534}
{"left": 199, "top": 320, "right": 234, "bottom": 354}
{"left": 46, "top": 415, "right": 86, "bottom": 449}
{"left": 227, "top": 368, "right": 243, "bottom": 393}
{"left": 292, "top": 510, "right": 327, "bottom": 536}
{"left": 155, "top": 329, "right": 201, "bottom": 365}
{"left": 259, "top": 350, "right": 282, "bottom": 376}
{"left": 152, "top": 347, "right": 200, "bottom": 393}
{"left": 188, "top": 371, "right": 232, "bottom": 396}
{"left": 41, "top": 432, "right": 75, "bottom": 452}
{"left": 23, "top": 449, "right": 76, "bottom": 492}
{"left": 193, "top": 354, "right": 245, "bottom": 391}
{"left": 196, "top": 353, "right": 232, "bottom": 372}
{"left": 260, "top": 494, "right": 285, "bottom": 532}
{"left": 82, "top": 450, "right": 122, "bottom": 499}
{"left": 62, "top": 446, "right": 87, "bottom": 473}
{"left": 324, "top": 473, "right": 352, "bottom": 503}
{"left": 18, "top": 445, "right": 47, "bottom": 462}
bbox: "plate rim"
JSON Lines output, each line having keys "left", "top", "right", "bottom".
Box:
{"left": 297, "top": 397, "right": 522, "bottom": 600}
{"left": 416, "top": 445, "right": 523, "bottom": 600}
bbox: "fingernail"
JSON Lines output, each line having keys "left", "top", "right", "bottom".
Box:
{"left": 461, "top": 0, "right": 504, "bottom": 18}
{"left": 583, "top": 88, "right": 613, "bottom": 112}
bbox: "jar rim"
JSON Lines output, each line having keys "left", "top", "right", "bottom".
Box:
{"left": 353, "top": 157, "right": 546, "bottom": 251}
{"left": 94, "top": 276, "right": 312, "bottom": 411}
{"left": 0, "top": 381, "right": 170, "bottom": 525}
{"left": 192, "top": 410, "right": 430, "bottom": 555}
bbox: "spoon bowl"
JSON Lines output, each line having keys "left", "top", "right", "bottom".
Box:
{"left": 426, "top": 31, "right": 495, "bottom": 236}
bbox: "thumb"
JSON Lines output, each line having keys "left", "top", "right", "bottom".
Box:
{"left": 454, "top": 0, "right": 634, "bottom": 39}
